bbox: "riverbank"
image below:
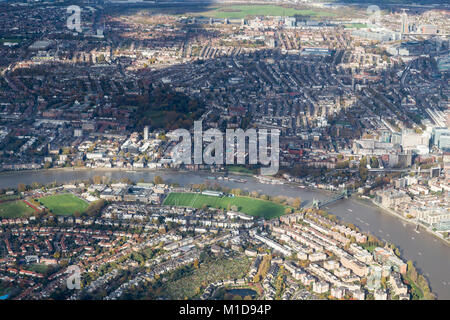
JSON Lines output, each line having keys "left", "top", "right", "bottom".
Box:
{"left": 0, "top": 167, "right": 448, "bottom": 298}
{"left": 0, "top": 166, "right": 162, "bottom": 175}
{"left": 2, "top": 167, "right": 448, "bottom": 247}
{"left": 365, "top": 197, "right": 450, "bottom": 247}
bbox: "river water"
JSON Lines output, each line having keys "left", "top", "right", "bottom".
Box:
{"left": 0, "top": 169, "right": 449, "bottom": 299}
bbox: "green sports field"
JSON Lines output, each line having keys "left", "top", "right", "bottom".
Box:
{"left": 24, "top": 263, "right": 54, "bottom": 275}
{"left": 163, "top": 192, "right": 288, "bottom": 219}
{"left": 38, "top": 194, "right": 89, "bottom": 216}
{"left": 0, "top": 200, "right": 35, "bottom": 218}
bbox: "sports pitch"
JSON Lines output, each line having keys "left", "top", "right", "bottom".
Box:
{"left": 163, "top": 192, "right": 288, "bottom": 219}
{"left": 38, "top": 194, "right": 89, "bottom": 216}
{"left": 0, "top": 200, "right": 35, "bottom": 218}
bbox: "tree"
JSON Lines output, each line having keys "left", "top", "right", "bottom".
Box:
{"left": 371, "top": 156, "right": 379, "bottom": 168}
{"left": 153, "top": 175, "right": 164, "bottom": 185}
{"left": 380, "top": 276, "right": 387, "bottom": 289}
{"left": 92, "top": 175, "right": 102, "bottom": 185}
{"left": 359, "top": 157, "right": 368, "bottom": 181}
{"left": 407, "top": 260, "right": 418, "bottom": 283}
{"left": 18, "top": 183, "right": 26, "bottom": 193}
{"left": 97, "top": 54, "right": 106, "bottom": 63}
{"left": 272, "top": 196, "right": 285, "bottom": 204}
{"left": 284, "top": 207, "right": 293, "bottom": 214}
{"left": 120, "top": 177, "right": 133, "bottom": 185}
{"left": 293, "top": 198, "right": 302, "bottom": 210}
{"left": 85, "top": 199, "right": 106, "bottom": 217}
{"left": 250, "top": 191, "right": 259, "bottom": 198}
{"left": 231, "top": 188, "right": 242, "bottom": 196}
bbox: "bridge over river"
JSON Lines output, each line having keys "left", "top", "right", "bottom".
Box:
{"left": 306, "top": 189, "right": 351, "bottom": 209}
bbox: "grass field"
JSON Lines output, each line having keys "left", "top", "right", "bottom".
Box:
{"left": 38, "top": 194, "right": 89, "bottom": 216}
{"left": 23, "top": 263, "right": 52, "bottom": 275}
{"left": 199, "top": 5, "right": 335, "bottom": 19}
{"left": 0, "top": 200, "right": 35, "bottom": 218}
{"left": 0, "top": 38, "right": 21, "bottom": 44}
{"left": 226, "top": 165, "right": 256, "bottom": 175}
{"left": 163, "top": 192, "right": 288, "bottom": 219}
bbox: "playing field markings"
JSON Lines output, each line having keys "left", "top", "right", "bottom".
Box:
{"left": 191, "top": 193, "right": 199, "bottom": 207}
{"left": 23, "top": 199, "right": 39, "bottom": 213}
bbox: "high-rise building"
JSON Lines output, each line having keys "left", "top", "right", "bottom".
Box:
{"left": 380, "top": 130, "right": 391, "bottom": 143}
{"left": 401, "top": 10, "right": 408, "bottom": 35}
{"left": 143, "top": 126, "right": 149, "bottom": 140}
{"left": 391, "top": 132, "right": 402, "bottom": 145}
{"left": 398, "top": 152, "right": 412, "bottom": 168}
{"left": 432, "top": 127, "right": 450, "bottom": 151}
{"left": 284, "top": 17, "right": 296, "bottom": 28}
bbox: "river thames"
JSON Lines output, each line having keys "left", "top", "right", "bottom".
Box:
{"left": 1, "top": 169, "right": 449, "bottom": 299}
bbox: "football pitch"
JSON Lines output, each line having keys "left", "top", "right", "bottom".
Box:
{"left": 0, "top": 200, "right": 35, "bottom": 218}
{"left": 163, "top": 192, "right": 288, "bottom": 219}
{"left": 38, "top": 194, "right": 89, "bottom": 216}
